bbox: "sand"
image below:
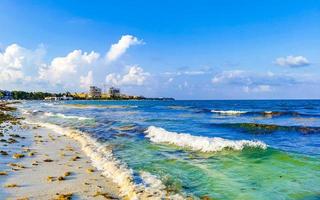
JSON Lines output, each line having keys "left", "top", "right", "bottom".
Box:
{"left": 1, "top": 124, "right": 121, "bottom": 200}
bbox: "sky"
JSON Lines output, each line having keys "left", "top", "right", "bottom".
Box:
{"left": 0, "top": 0, "right": 319, "bottom": 99}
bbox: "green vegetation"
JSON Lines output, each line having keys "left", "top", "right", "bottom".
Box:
{"left": 11, "top": 91, "right": 71, "bottom": 100}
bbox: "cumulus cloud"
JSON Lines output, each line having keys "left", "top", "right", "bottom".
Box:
{"left": 105, "top": 65, "right": 150, "bottom": 86}
{"left": 243, "top": 85, "right": 272, "bottom": 93}
{"left": 39, "top": 50, "right": 99, "bottom": 84}
{"left": 275, "top": 56, "right": 310, "bottom": 67}
{"left": 80, "top": 71, "right": 93, "bottom": 89}
{"left": 106, "top": 35, "right": 143, "bottom": 62}
{"left": 0, "top": 43, "right": 45, "bottom": 83}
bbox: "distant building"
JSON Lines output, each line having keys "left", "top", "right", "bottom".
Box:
{"left": 89, "top": 86, "right": 102, "bottom": 98}
{"left": 44, "top": 96, "right": 59, "bottom": 101}
{"left": 108, "top": 87, "right": 120, "bottom": 97}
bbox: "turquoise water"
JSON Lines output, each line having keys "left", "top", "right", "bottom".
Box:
{"left": 20, "top": 100, "right": 320, "bottom": 199}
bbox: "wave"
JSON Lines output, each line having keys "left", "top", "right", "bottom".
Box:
{"left": 144, "top": 126, "right": 267, "bottom": 152}
{"left": 24, "top": 120, "right": 183, "bottom": 199}
{"left": 202, "top": 109, "right": 320, "bottom": 118}
{"left": 43, "top": 112, "right": 93, "bottom": 121}
{"left": 211, "top": 110, "right": 247, "bottom": 115}
{"left": 65, "top": 104, "right": 137, "bottom": 109}
{"left": 215, "top": 123, "right": 320, "bottom": 134}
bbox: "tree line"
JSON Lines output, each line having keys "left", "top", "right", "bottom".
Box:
{"left": 0, "top": 90, "right": 72, "bottom": 100}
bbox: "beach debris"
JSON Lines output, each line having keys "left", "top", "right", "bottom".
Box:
{"left": 32, "top": 161, "right": 39, "bottom": 166}
{"left": 0, "top": 171, "right": 8, "bottom": 176}
{"left": 28, "top": 151, "right": 35, "bottom": 156}
{"left": 70, "top": 156, "right": 81, "bottom": 161}
{"left": 93, "top": 191, "right": 117, "bottom": 199}
{"left": 47, "top": 176, "right": 56, "bottom": 182}
{"left": 43, "top": 158, "right": 53, "bottom": 162}
{"left": 16, "top": 198, "right": 29, "bottom": 200}
{"left": 66, "top": 146, "right": 74, "bottom": 151}
{"left": 4, "top": 183, "right": 19, "bottom": 188}
{"left": 57, "top": 176, "right": 65, "bottom": 181}
{"left": 54, "top": 193, "right": 73, "bottom": 200}
{"left": 0, "top": 150, "right": 8, "bottom": 155}
{"left": 7, "top": 138, "right": 18, "bottom": 144}
{"left": 12, "top": 153, "right": 25, "bottom": 159}
{"left": 8, "top": 163, "right": 26, "bottom": 170}
{"left": 9, "top": 133, "right": 22, "bottom": 138}
{"left": 64, "top": 171, "right": 72, "bottom": 177}
{"left": 201, "top": 195, "right": 214, "bottom": 200}
{"left": 86, "top": 168, "right": 95, "bottom": 173}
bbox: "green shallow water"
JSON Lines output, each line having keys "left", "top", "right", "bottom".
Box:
{"left": 113, "top": 137, "right": 320, "bottom": 200}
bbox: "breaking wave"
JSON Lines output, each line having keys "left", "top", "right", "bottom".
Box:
{"left": 144, "top": 126, "right": 267, "bottom": 152}
{"left": 43, "top": 112, "right": 93, "bottom": 121}
{"left": 211, "top": 110, "right": 247, "bottom": 115}
{"left": 24, "top": 121, "right": 183, "bottom": 200}
{"left": 65, "top": 104, "right": 138, "bottom": 109}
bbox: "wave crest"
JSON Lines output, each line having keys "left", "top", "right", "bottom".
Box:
{"left": 43, "top": 112, "right": 93, "bottom": 121}
{"left": 25, "top": 121, "right": 182, "bottom": 199}
{"left": 144, "top": 126, "right": 267, "bottom": 152}
{"left": 211, "top": 110, "right": 247, "bottom": 115}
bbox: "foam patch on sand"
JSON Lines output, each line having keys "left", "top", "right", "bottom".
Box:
{"left": 24, "top": 121, "right": 182, "bottom": 200}
{"left": 145, "top": 126, "right": 267, "bottom": 152}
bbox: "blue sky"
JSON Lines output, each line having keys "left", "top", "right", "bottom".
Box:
{"left": 0, "top": 0, "right": 319, "bottom": 99}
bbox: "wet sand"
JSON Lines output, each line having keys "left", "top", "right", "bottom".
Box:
{"left": 1, "top": 123, "right": 121, "bottom": 200}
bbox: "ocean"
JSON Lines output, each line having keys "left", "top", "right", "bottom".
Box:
{"left": 19, "top": 100, "right": 320, "bottom": 199}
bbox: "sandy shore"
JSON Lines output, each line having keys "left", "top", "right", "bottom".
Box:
{"left": 1, "top": 123, "right": 121, "bottom": 200}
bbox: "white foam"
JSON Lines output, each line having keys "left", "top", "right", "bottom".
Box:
{"left": 24, "top": 121, "right": 182, "bottom": 199}
{"left": 211, "top": 110, "right": 247, "bottom": 115}
{"left": 44, "top": 112, "right": 92, "bottom": 121}
{"left": 145, "top": 126, "right": 267, "bottom": 152}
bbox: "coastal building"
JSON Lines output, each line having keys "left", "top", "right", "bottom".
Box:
{"left": 89, "top": 86, "right": 102, "bottom": 98}
{"left": 108, "top": 87, "right": 120, "bottom": 98}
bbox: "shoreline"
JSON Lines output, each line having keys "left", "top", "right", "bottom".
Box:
{"left": 0, "top": 102, "right": 122, "bottom": 199}
{"left": 1, "top": 121, "right": 121, "bottom": 200}
{"left": 1, "top": 103, "right": 184, "bottom": 200}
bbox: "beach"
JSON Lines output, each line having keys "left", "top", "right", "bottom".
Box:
{"left": 0, "top": 103, "right": 121, "bottom": 200}
{"left": 1, "top": 100, "right": 320, "bottom": 200}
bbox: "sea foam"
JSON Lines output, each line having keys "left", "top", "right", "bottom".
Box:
{"left": 43, "top": 112, "right": 92, "bottom": 121}
{"left": 145, "top": 126, "right": 267, "bottom": 152}
{"left": 24, "top": 121, "right": 182, "bottom": 200}
{"left": 211, "top": 110, "right": 247, "bottom": 115}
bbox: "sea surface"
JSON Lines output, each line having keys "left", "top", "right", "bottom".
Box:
{"left": 19, "top": 100, "right": 320, "bottom": 199}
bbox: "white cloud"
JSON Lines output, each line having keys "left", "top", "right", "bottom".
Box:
{"left": 212, "top": 70, "right": 246, "bottom": 84}
{"left": 80, "top": 70, "right": 93, "bottom": 89}
{"left": 105, "top": 65, "right": 150, "bottom": 86}
{"left": 243, "top": 85, "right": 272, "bottom": 93}
{"left": 0, "top": 43, "right": 45, "bottom": 83}
{"left": 106, "top": 35, "right": 143, "bottom": 62}
{"left": 0, "top": 69, "right": 24, "bottom": 83}
{"left": 275, "top": 56, "right": 310, "bottom": 67}
{"left": 39, "top": 50, "right": 99, "bottom": 84}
